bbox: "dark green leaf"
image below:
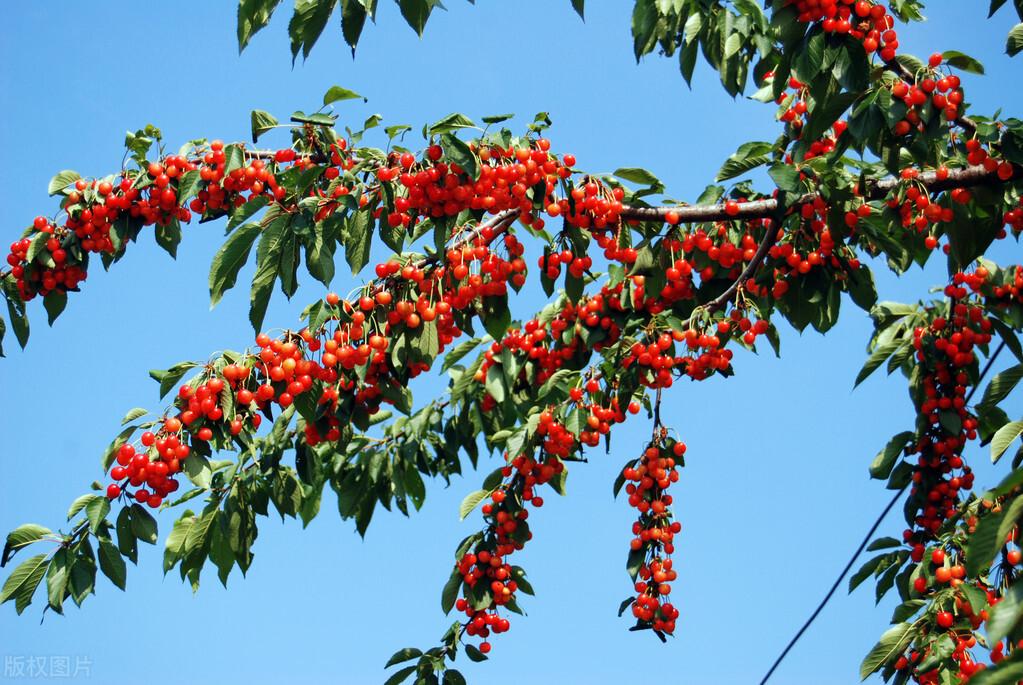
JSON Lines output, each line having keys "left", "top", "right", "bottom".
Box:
{"left": 345, "top": 210, "right": 373, "bottom": 275}
{"left": 42, "top": 291, "right": 67, "bottom": 326}
{"left": 237, "top": 0, "right": 284, "bottom": 52}
{"left": 249, "top": 216, "right": 289, "bottom": 331}
{"left": 97, "top": 538, "right": 126, "bottom": 590}
{"left": 250, "top": 110, "right": 279, "bottom": 143}
{"left": 385, "top": 648, "right": 423, "bottom": 668}
{"left": 210, "top": 222, "right": 263, "bottom": 307}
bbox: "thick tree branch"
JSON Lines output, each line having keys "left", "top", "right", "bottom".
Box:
{"left": 618, "top": 163, "right": 1009, "bottom": 224}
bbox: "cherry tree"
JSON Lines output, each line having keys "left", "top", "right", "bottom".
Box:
{"left": 4, "top": 2, "right": 1023, "bottom": 683}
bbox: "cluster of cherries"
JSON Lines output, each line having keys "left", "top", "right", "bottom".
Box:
{"left": 622, "top": 438, "right": 685, "bottom": 635}
{"left": 891, "top": 54, "right": 967, "bottom": 132}
{"left": 885, "top": 167, "right": 958, "bottom": 246}
{"left": 453, "top": 451, "right": 564, "bottom": 654}
{"left": 4, "top": 127, "right": 577, "bottom": 309}
{"left": 105, "top": 422, "right": 188, "bottom": 507}
{"left": 986, "top": 265, "right": 1023, "bottom": 306}
{"left": 903, "top": 285, "right": 990, "bottom": 553}
{"left": 787, "top": 0, "right": 900, "bottom": 59}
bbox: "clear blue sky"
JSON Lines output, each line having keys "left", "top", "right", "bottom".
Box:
{"left": 1, "top": 3, "right": 1021, "bottom": 684}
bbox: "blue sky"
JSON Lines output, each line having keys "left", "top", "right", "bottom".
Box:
{"left": 1, "top": 2, "right": 1022, "bottom": 684}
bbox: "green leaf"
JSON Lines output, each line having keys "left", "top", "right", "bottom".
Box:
{"left": 129, "top": 504, "right": 158, "bottom": 545}
{"left": 969, "top": 650, "right": 1023, "bottom": 684}
{"left": 441, "top": 569, "right": 461, "bottom": 614}
{"left": 988, "top": 582, "right": 1023, "bottom": 646}
{"left": 441, "top": 337, "right": 483, "bottom": 373}
{"left": 993, "top": 421, "right": 1023, "bottom": 463}
{"left": 464, "top": 643, "right": 488, "bottom": 662}
{"left": 942, "top": 50, "right": 985, "bottom": 74}
{"left": 176, "top": 169, "right": 202, "bottom": 206}
{"left": 85, "top": 496, "right": 110, "bottom": 534}
{"left": 484, "top": 364, "right": 506, "bottom": 404}
{"left": 228, "top": 196, "right": 269, "bottom": 232}
{"left": 185, "top": 507, "right": 218, "bottom": 556}
{"left": 46, "top": 549, "right": 68, "bottom": 614}
{"left": 967, "top": 496, "right": 1023, "bottom": 577}
{"left": 340, "top": 0, "right": 369, "bottom": 50}
{"left": 67, "top": 494, "right": 100, "bottom": 521}
{"left": 1009, "top": 23, "right": 1023, "bottom": 56}
{"left": 613, "top": 167, "right": 663, "bottom": 189}
{"left": 869, "top": 431, "right": 913, "bottom": 479}
{"left": 441, "top": 133, "right": 478, "bottom": 180}
{"left": 249, "top": 216, "right": 289, "bottom": 331}
{"left": 115, "top": 507, "right": 137, "bottom": 564}
{"left": 121, "top": 407, "right": 148, "bottom": 425}
{"left": 47, "top": 170, "right": 81, "bottom": 196}
{"left": 717, "top": 141, "right": 773, "bottom": 181}
{"left": 849, "top": 553, "right": 884, "bottom": 592}
{"left": 385, "top": 648, "right": 423, "bottom": 669}
{"left": 323, "top": 85, "right": 365, "bottom": 105}
{"left": 97, "top": 538, "right": 126, "bottom": 590}
{"left": 3, "top": 286, "right": 29, "bottom": 349}
{"left": 183, "top": 454, "right": 214, "bottom": 489}
{"left": 428, "top": 113, "right": 477, "bottom": 134}
{"left": 866, "top": 537, "right": 902, "bottom": 552}
{"left": 481, "top": 114, "right": 514, "bottom": 125}
{"left": 570, "top": 0, "right": 584, "bottom": 20}
{"left": 237, "top": 0, "right": 284, "bottom": 52}
{"left": 250, "top": 109, "right": 279, "bottom": 143}
{"left": 859, "top": 621, "right": 916, "bottom": 679}
{"left": 459, "top": 489, "right": 491, "bottom": 520}
{"left": 210, "top": 222, "right": 263, "bottom": 307}
{"left": 398, "top": 0, "right": 437, "bottom": 36}
{"left": 0, "top": 554, "right": 48, "bottom": 614}
{"left": 767, "top": 163, "right": 801, "bottom": 193}
{"left": 2, "top": 524, "right": 51, "bottom": 566}
{"left": 854, "top": 340, "right": 902, "bottom": 387}
{"left": 164, "top": 512, "right": 194, "bottom": 574}
{"left": 345, "top": 210, "right": 373, "bottom": 275}
{"left": 149, "top": 361, "right": 199, "bottom": 400}
{"left": 42, "top": 291, "right": 67, "bottom": 326}
{"left": 383, "top": 665, "right": 417, "bottom": 685}
{"left": 306, "top": 218, "right": 338, "bottom": 287}
{"left": 155, "top": 220, "right": 182, "bottom": 259}
{"left": 980, "top": 365, "right": 1023, "bottom": 410}
{"left": 444, "top": 670, "right": 467, "bottom": 685}
{"left": 288, "top": 0, "right": 337, "bottom": 61}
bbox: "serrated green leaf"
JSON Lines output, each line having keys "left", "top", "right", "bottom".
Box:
{"left": 459, "top": 489, "right": 491, "bottom": 520}
{"left": 0, "top": 554, "right": 48, "bottom": 614}
{"left": 859, "top": 621, "right": 916, "bottom": 679}
{"left": 993, "top": 421, "right": 1023, "bottom": 463}
{"left": 48, "top": 170, "right": 81, "bottom": 196}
